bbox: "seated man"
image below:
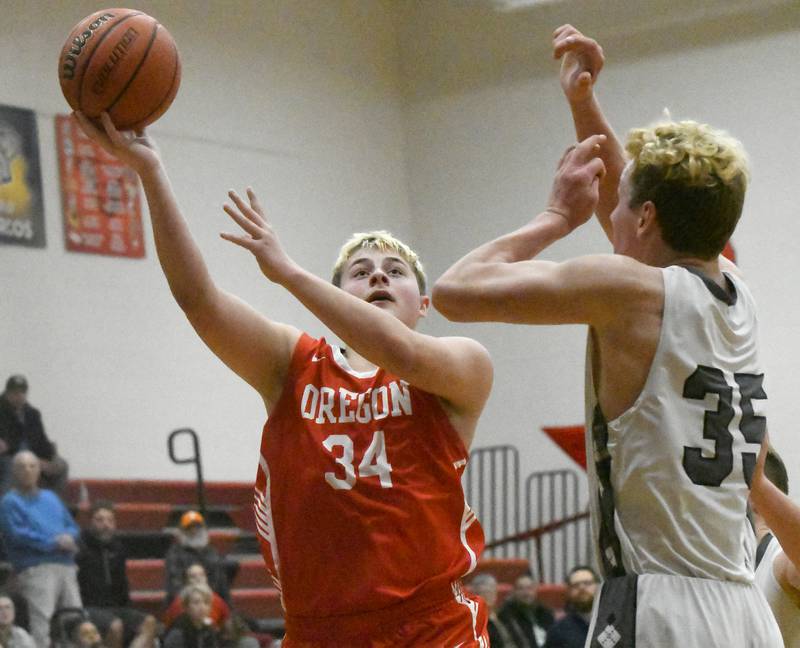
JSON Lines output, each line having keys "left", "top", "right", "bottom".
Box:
{"left": 0, "top": 451, "right": 82, "bottom": 647}
{"left": 0, "top": 594, "right": 35, "bottom": 648}
{"left": 469, "top": 573, "right": 519, "bottom": 648}
{"left": 164, "top": 512, "right": 231, "bottom": 603}
{"left": 76, "top": 500, "right": 155, "bottom": 648}
{"left": 498, "top": 574, "right": 554, "bottom": 648}
{"left": 0, "top": 375, "right": 69, "bottom": 497}
{"left": 544, "top": 566, "right": 599, "bottom": 648}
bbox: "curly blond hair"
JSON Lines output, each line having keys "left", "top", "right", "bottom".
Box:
{"left": 331, "top": 231, "right": 427, "bottom": 294}
{"left": 625, "top": 120, "right": 749, "bottom": 259}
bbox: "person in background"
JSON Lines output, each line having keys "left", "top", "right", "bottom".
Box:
{"left": 76, "top": 501, "right": 155, "bottom": 648}
{"left": 0, "top": 594, "right": 35, "bottom": 648}
{"left": 544, "top": 566, "right": 599, "bottom": 648}
{"left": 469, "top": 573, "right": 519, "bottom": 648}
{"left": 0, "top": 376, "right": 69, "bottom": 497}
{"left": 163, "top": 564, "right": 230, "bottom": 630}
{"left": 498, "top": 574, "right": 554, "bottom": 648}
{"left": 0, "top": 451, "right": 82, "bottom": 647}
{"left": 165, "top": 512, "right": 231, "bottom": 603}
{"left": 751, "top": 447, "right": 800, "bottom": 647}
{"left": 162, "top": 584, "right": 220, "bottom": 648}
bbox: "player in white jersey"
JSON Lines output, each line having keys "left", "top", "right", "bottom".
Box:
{"left": 433, "top": 26, "right": 782, "bottom": 647}
{"left": 752, "top": 447, "right": 800, "bottom": 646}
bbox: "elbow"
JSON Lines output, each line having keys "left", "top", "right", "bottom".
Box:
{"left": 432, "top": 280, "right": 477, "bottom": 322}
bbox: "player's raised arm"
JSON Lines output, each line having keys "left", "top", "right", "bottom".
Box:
{"left": 220, "top": 190, "right": 492, "bottom": 431}
{"left": 553, "top": 25, "right": 626, "bottom": 240}
{"left": 434, "top": 135, "right": 658, "bottom": 327}
{"left": 74, "top": 113, "right": 300, "bottom": 409}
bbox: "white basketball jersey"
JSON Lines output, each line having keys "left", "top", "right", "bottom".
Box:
{"left": 585, "top": 265, "right": 765, "bottom": 582}
{"left": 755, "top": 536, "right": 800, "bottom": 647}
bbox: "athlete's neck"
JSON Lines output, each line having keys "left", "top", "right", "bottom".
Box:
{"left": 341, "top": 347, "right": 378, "bottom": 373}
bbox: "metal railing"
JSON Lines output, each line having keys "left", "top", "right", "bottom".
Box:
{"left": 465, "top": 445, "right": 591, "bottom": 580}
{"left": 463, "top": 445, "right": 520, "bottom": 558}
{"left": 167, "top": 427, "right": 207, "bottom": 517}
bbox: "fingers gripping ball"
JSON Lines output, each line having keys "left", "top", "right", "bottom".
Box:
{"left": 58, "top": 8, "right": 181, "bottom": 130}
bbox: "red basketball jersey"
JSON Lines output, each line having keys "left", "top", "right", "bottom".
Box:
{"left": 253, "top": 334, "right": 484, "bottom": 630}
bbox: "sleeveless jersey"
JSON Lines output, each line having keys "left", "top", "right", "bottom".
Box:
{"left": 253, "top": 334, "right": 484, "bottom": 624}
{"left": 585, "top": 266, "right": 765, "bottom": 582}
{"left": 755, "top": 535, "right": 800, "bottom": 647}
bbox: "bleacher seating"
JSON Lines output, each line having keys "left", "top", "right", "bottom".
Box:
{"left": 65, "top": 479, "right": 567, "bottom": 628}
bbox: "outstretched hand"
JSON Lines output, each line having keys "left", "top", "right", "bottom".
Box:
{"left": 73, "top": 111, "right": 160, "bottom": 175}
{"left": 221, "top": 188, "right": 298, "bottom": 284}
{"left": 553, "top": 24, "right": 604, "bottom": 105}
{"left": 547, "top": 134, "right": 606, "bottom": 232}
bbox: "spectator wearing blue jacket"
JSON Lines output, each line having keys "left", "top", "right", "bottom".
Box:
{"left": 0, "top": 450, "right": 82, "bottom": 647}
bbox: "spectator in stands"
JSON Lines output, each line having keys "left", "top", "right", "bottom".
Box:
{"left": 68, "top": 620, "right": 106, "bottom": 648}
{"left": 0, "top": 594, "right": 35, "bottom": 648}
{"left": 163, "top": 584, "right": 220, "bottom": 648}
{"left": 498, "top": 574, "right": 555, "bottom": 648}
{"left": 469, "top": 573, "right": 519, "bottom": 648}
{"left": 0, "top": 451, "right": 82, "bottom": 647}
{"left": 164, "top": 564, "right": 229, "bottom": 630}
{"left": 76, "top": 501, "right": 156, "bottom": 648}
{"left": 165, "top": 512, "right": 231, "bottom": 602}
{"left": 0, "top": 376, "right": 69, "bottom": 497}
{"left": 544, "top": 566, "right": 599, "bottom": 648}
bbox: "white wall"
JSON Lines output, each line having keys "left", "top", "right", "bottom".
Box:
{"left": 402, "top": 7, "right": 800, "bottom": 493}
{"left": 3, "top": 0, "right": 800, "bottom": 496}
{"left": 1, "top": 0, "right": 411, "bottom": 480}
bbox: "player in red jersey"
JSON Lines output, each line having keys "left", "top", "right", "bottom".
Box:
{"left": 75, "top": 112, "right": 493, "bottom": 647}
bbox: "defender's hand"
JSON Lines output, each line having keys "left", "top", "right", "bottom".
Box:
{"left": 553, "top": 25, "right": 604, "bottom": 105}
{"left": 221, "top": 188, "right": 298, "bottom": 284}
{"left": 547, "top": 135, "right": 606, "bottom": 231}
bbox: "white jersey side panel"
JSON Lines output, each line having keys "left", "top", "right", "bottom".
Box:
{"left": 585, "top": 266, "right": 765, "bottom": 582}
{"left": 755, "top": 536, "right": 800, "bottom": 647}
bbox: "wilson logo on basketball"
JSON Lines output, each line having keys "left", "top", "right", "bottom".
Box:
{"left": 60, "top": 13, "right": 115, "bottom": 81}
{"left": 90, "top": 27, "right": 139, "bottom": 95}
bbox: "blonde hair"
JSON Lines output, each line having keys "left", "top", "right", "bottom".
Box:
{"left": 179, "top": 583, "right": 212, "bottom": 607}
{"left": 331, "top": 231, "right": 427, "bottom": 293}
{"left": 625, "top": 119, "right": 749, "bottom": 259}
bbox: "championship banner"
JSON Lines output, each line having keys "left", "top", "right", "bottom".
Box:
{"left": 0, "top": 104, "right": 46, "bottom": 247}
{"left": 55, "top": 114, "right": 144, "bottom": 257}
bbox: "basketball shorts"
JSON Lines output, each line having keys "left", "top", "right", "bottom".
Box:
{"left": 282, "top": 582, "right": 488, "bottom": 648}
{"left": 585, "top": 573, "right": 782, "bottom": 648}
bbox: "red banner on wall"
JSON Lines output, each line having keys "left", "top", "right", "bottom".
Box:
{"left": 55, "top": 114, "right": 144, "bottom": 257}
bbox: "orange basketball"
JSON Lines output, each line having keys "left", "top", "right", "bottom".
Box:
{"left": 58, "top": 8, "right": 181, "bottom": 130}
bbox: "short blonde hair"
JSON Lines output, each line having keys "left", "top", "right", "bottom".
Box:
{"left": 331, "top": 231, "right": 427, "bottom": 294}
{"left": 179, "top": 583, "right": 212, "bottom": 607}
{"left": 625, "top": 120, "right": 749, "bottom": 259}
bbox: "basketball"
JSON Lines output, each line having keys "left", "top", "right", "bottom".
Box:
{"left": 58, "top": 8, "right": 181, "bottom": 130}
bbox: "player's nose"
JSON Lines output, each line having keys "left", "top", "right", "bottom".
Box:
{"left": 369, "top": 270, "right": 389, "bottom": 285}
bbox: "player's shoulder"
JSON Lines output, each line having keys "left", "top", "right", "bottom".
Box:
{"left": 432, "top": 335, "right": 493, "bottom": 369}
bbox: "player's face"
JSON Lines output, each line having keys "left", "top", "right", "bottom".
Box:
{"left": 609, "top": 164, "right": 646, "bottom": 260}
{"left": 340, "top": 248, "right": 429, "bottom": 329}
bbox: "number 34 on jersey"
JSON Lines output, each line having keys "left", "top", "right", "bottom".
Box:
{"left": 323, "top": 430, "right": 393, "bottom": 490}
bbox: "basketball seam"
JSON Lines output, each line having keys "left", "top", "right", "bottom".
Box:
{"left": 106, "top": 22, "right": 160, "bottom": 118}
{"left": 75, "top": 11, "right": 145, "bottom": 109}
{"left": 131, "top": 30, "right": 180, "bottom": 129}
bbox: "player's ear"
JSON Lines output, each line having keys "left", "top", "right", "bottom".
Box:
{"left": 418, "top": 295, "right": 430, "bottom": 318}
{"left": 637, "top": 200, "right": 658, "bottom": 236}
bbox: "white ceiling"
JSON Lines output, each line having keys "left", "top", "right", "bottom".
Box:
{"left": 396, "top": 0, "right": 800, "bottom": 101}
